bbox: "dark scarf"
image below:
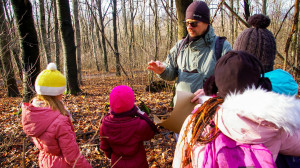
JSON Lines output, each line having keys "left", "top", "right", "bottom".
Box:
{"left": 186, "top": 25, "right": 210, "bottom": 44}
{"left": 111, "top": 106, "right": 159, "bottom": 133}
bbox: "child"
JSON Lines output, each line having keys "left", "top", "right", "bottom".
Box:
{"left": 22, "top": 63, "right": 91, "bottom": 168}
{"left": 100, "top": 85, "right": 158, "bottom": 168}
{"left": 173, "top": 51, "right": 300, "bottom": 168}
{"left": 233, "top": 14, "right": 299, "bottom": 166}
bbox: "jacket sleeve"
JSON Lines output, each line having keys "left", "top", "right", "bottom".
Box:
{"left": 135, "top": 111, "right": 155, "bottom": 141}
{"left": 279, "top": 129, "right": 300, "bottom": 156}
{"left": 99, "top": 124, "right": 112, "bottom": 158}
{"left": 173, "top": 115, "right": 192, "bottom": 168}
{"left": 159, "top": 40, "right": 182, "bottom": 81}
{"left": 221, "top": 40, "right": 232, "bottom": 57}
{"left": 56, "top": 118, "right": 91, "bottom": 168}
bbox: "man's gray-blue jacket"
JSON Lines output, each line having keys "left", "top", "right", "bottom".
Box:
{"left": 159, "top": 26, "right": 232, "bottom": 93}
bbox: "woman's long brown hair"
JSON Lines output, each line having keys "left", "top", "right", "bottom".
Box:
{"left": 181, "top": 96, "right": 224, "bottom": 167}
{"left": 35, "top": 95, "right": 68, "bottom": 116}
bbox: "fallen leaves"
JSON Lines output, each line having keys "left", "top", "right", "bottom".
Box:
{"left": 0, "top": 72, "right": 176, "bottom": 168}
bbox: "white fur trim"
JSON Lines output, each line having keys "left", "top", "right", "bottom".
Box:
{"left": 221, "top": 87, "right": 300, "bottom": 135}
{"left": 35, "top": 85, "right": 65, "bottom": 96}
{"left": 47, "top": 63, "right": 57, "bottom": 71}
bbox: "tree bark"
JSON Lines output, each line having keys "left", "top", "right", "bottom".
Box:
{"left": 284, "top": 0, "right": 299, "bottom": 70}
{"left": 175, "top": 0, "right": 192, "bottom": 39}
{"left": 262, "top": 0, "right": 267, "bottom": 15}
{"left": 39, "top": 0, "right": 51, "bottom": 63}
{"left": 0, "top": 0, "right": 20, "bottom": 97}
{"left": 97, "top": 0, "right": 108, "bottom": 72}
{"left": 72, "top": 0, "right": 82, "bottom": 85}
{"left": 11, "top": 0, "right": 40, "bottom": 102}
{"left": 56, "top": 0, "right": 81, "bottom": 94}
{"left": 52, "top": 0, "right": 61, "bottom": 71}
{"left": 243, "top": 0, "right": 250, "bottom": 21}
{"left": 112, "top": 0, "right": 120, "bottom": 76}
{"left": 230, "top": 0, "right": 234, "bottom": 45}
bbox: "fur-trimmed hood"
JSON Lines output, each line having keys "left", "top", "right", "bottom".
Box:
{"left": 220, "top": 87, "right": 300, "bottom": 135}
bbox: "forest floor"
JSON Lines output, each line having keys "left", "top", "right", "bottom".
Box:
{"left": 0, "top": 71, "right": 176, "bottom": 168}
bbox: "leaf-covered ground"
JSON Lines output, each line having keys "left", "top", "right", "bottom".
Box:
{"left": 0, "top": 71, "right": 177, "bottom": 168}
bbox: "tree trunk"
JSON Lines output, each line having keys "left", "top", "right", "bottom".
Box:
{"left": 72, "top": 0, "right": 82, "bottom": 85}
{"left": 122, "top": 0, "right": 128, "bottom": 38}
{"left": 262, "top": 0, "right": 267, "bottom": 15}
{"left": 0, "top": 0, "right": 20, "bottom": 97}
{"left": 97, "top": 0, "right": 108, "bottom": 72}
{"left": 52, "top": 0, "right": 61, "bottom": 71}
{"left": 230, "top": 0, "right": 234, "bottom": 45}
{"left": 175, "top": 0, "right": 192, "bottom": 39}
{"left": 90, "top": 4, "right": 100, "bottom": 71}
{"left": 243, "top": 0, "right": 250, "bottom": 21}
{"left": 113, "top": 0, "right": 120, "bottom": 76}
{"left": 39, "top": 0, "right": 51, "bottom": 63}
{"left": 56, "top": 0, "right": 81, "bottom": 94}
{"left": 284, "top": 0, "right": 299, "bottom": 70}
{"left": 11, "top": 0, "right": 40, "bottom": 102}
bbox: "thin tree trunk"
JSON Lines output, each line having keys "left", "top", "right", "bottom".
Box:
{"left": 262, "top": 0, "right": 267, "bottom": 15}
{"left": 284, "top": 0, "right": 299, "bottom": 70}
{"left": 175, "top": 0, "right": 192, "bottom": 39}
{"left": 113, "top": 0, "right": 120, "bottom": 76}
{"left": 72, "top": 0, "right": 82, "bottom": 85}
{"left": 11, "top": 0, "right": 40, "bottom": 102}
{"left": 90, "top": 5, "right": 100, "bottom": 71}
{"left": 295, "top": 26, "right": 300, "bottom": 78}
{"left": 52, "top": 0, "right": 61, "bottom": 71}
{"left": 244, "top": 0, "right": 250, "bottom": 21}
{"left": 122, "top": 0, "right": 128, "bottom": 38}
{"left": 0, "top": 0, "right": 20, "bottom": 97}
{"left": 39, "top": 0, "right": 51, "bottom": 63}
{"left": 230, "top": 0, "right": 234, "bottom": 45}
{"left": 97, "top": 0, "right": 108, "bottom": 72}
{"left": 56, "top": 0, "right": 81, "bottom": 94}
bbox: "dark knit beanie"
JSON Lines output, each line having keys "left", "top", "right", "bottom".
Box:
{"left": 185, "top": 1, "right": 210, "bottom": 24}
{"left": 233, "top": 14, "right": 276, "bottom": 72}
{"left": 206, "top": 50, "right": 272, "bottom": 98}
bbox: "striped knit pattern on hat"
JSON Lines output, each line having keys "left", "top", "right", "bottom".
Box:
{"left": 233, "top": 14, "right": 276, "bottom": 73}
{"left": 35, "top": 63, "right": 66, "bottom": 96}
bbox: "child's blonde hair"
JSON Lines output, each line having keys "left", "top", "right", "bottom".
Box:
{"left": 35, "top": 95, "right": 68, "bottom": 116}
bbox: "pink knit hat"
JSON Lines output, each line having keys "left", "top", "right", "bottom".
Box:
{"left": 109, "top": 85, "right": 135, "bottom": 113}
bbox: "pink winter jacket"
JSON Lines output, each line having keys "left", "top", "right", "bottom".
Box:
{"left": 22, "top": 102, "right": 91, "bottom": 168}
{"left": 100, "top": 110, "right": 155, "bottom": 168}
{"left": 173, "top": 88, "right": 300, "bottom": 168}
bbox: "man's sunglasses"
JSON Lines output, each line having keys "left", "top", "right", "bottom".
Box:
{"left": 184, "top": 21, "right": 199, "bottom": 27}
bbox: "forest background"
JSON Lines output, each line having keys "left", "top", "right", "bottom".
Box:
{"left": 0, "top": 0, "right": 299, "bottom": 167}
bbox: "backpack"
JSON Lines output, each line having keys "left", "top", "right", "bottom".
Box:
{"left": 202, "top": 132, "right": 276, "bottom": 168}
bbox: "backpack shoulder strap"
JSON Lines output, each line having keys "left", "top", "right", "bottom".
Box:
{"left": 214, "top": 36, "right": 227, "bottom": 61}
{"left": 175, "top": 36, "right": 188, "bottom": 69}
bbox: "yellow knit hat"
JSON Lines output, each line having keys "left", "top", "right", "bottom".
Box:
{"left": 35, "top": 63, "right": 66, "bottom": 96}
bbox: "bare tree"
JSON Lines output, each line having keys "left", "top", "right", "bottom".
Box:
{"left": 175, "top": 0, "right": 193, "bottom": 39}
{"left": 284, "top": 0, "right": 299, "bottom": 71}
{"left": 243, "top": 0, "right": 250, "bottom": 21}
{"left": 39, "top": 0, "right": 51, "bottom": 63}
{"left": 11, "top": 0, "right": 40, "bottom": 102}
{"left": 56, "top": 0, "right": 81, "bottom": 94}
{"left": 96, "top": 0, "right": 109, "bottom": 72}
{"left": 0, "top": 0, "right": 19, "bottom": 97}
{"left": 262, "top": 0, "right": 267, "bottom": 15}
{"left": 112, "top": 0, "right": 120, "bottom": 76}
{"left": 52, "top": 0, "right": 61, "bottom": 71}
{"left": 72, "top": 0, "right": 82, "bottom": 85}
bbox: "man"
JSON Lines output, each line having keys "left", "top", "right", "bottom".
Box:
{"left": 147, "top": 1, "right": 232, "bottom": 103}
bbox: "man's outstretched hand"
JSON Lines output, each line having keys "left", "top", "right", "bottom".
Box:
{"left": 147, "top": 60, "right": 165, "bottom": 75}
